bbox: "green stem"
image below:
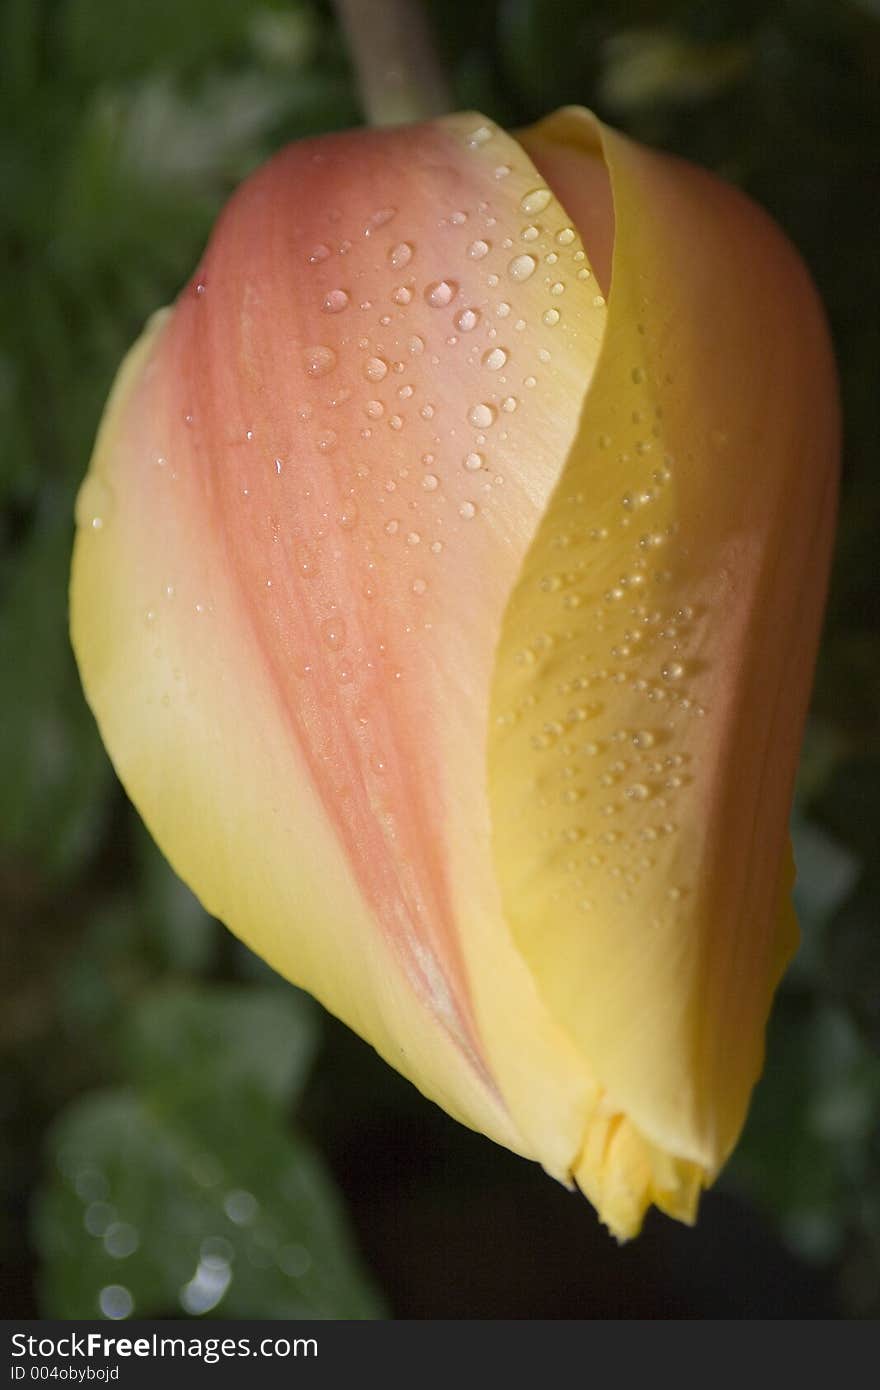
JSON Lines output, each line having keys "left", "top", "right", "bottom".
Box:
{"left": 333, "top": 0, "right": 453, "bottom": 126}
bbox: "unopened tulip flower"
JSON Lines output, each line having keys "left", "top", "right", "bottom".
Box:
{"left": 70, "top": 107, "right": 838, "bottom": 1238}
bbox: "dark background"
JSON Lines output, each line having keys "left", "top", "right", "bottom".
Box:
{"left": 2, "top": 0, "right": 879, "bottom": 1319}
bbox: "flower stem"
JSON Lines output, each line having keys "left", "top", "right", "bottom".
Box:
{"left": 333, "top": 0, "right": 453, "bottom": 126}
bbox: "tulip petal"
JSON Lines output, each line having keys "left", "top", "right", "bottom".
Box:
{"left": 70, "top": 116, "right": 609, "bottom": 1165}
{"left": 488, "top": 108, "right": 838, "bottom": 1224}
{"left": 71, "top": 105, "right": 838, "bottom": 1241}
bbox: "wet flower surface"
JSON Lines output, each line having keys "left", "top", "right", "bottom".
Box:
{"left": 71, "top": 108, "right": 838, "bottom": 1238}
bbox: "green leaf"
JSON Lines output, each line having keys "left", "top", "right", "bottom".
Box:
{"left": 0, "top": 516, "right": 112, "bottom": 882}
{"left": 124, "top": 982, "right": 319, "bottom": 1111}
{"left": 34, "top": 981, "right": 379, "bottom": 1319}
{"left": 34, "top": 1088, "right": 383, "bottom": 1319}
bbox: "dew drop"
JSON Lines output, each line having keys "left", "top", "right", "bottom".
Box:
{"left": 303, "top": 345, "right": 337, "bottom": 377}
{"left": 321, "top": 617, "right": 346, "bottom": 650}
{"left": 422, "top": 473, "right": 439, "bottom": 491}
{"left": 425, "top": 279, "right": 457, "bottom": 308}
{"left": 521, "top": 225, "right": 540, "bottom": 242}
{"left": 467, "top": 239, "right": 490, "bottom": 260}
{"left": 75, "top": 474, "right": 114, "bottom": 531}
{"left": 468, "top": 403, "right": 496, "bottom": 429}
{"left": 322, "top": 288, "right": 349, "bottom": 314}
{"left": 412, "top": 578, "right": 427, "bottom": 595}
{"left": 626, "top": 783, "right": 651, "bottom": 801}
{"left": 296, "top": 544, "right": 319, "bottom": 578}
{"left": 459, "top": 501, "right": 477, "bottom": 520}
{"left": 308, "top": 244, "right": 331, "bottom": 264}
{"left": 508, "top": 254, "right": 537, "bottom": 282}
{"left": 464, "top": 451, "right": 484, "bottom": 472}
{"left": 363, "top": 356, "right": 388, "bottom": 382}
{"left": 661, "top": 662, "right": 684, "bottom": 682}
{"left": 409, "top": 335, "right": 425, "bottom": 355}
{"left": 455, "top": 307, "right": 480, "bottom": 332}
{"left": 466, "top": 125, "right": 493, "bottom": 147}
{"left": 366, "top": 399, "right": 384, "bottom": 419}
{"left": 482, "top": 347, "right": 507, "bottom": 371}
{"left": 364, "top": 206, "right": 397, "bottom": 236}
{"left": 389, "top": 241, "right": 413, "bottom": 269}
{"left": 556, "top": 227, "right": 576, "bottom": 245}
{"left": 392, "top": 285, "right": 412, "bottom": 305}
{"left": 542, "top": 308, "right": 560, "bottom": 326}
{"left": 520, "top": 188, "right": 552, "bottom": 215}
{"left": 316, "top": 428, "right": 337, "bottom": 453}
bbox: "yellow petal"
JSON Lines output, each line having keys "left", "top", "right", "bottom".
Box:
{"left": 487, "top": 108, "right": 838, "bottom": 1231}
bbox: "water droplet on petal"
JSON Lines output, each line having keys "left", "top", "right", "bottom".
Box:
{"left": 322, "top": 289, "right": 349, "bottom": 313}
{"left": 455, "top": 307, "right": 480, "bottom": 332}
{"left": 542, "top": 308, "right": 560, "bottom": 326}
{"left": 389, "top": 241, "right": 413, "bottom": 268}
{"left": 520, "top": 188, "right": 552, "bottom": 215}
{"left": 626, "top": 783, "right": 651, "bottom": 801}
{"left": 364, "top": 207, "right": 397, "bottom": 236}
{"left": 468, "top": 403, "right": 496, "bottom": 428}
{"left": 459, "top": 500, "right": 477, "bottom": 519}
{"left": 464, "top": 451, "right": 484, "bottom": 471}
{"left": 364, "top": 356, "right": 388, "bottom": 382}
{"left": 508, "top": 254, "right": 536, "bottom": 282}
{"left": 321, "top": 617, "right": 346, "bottom": 650}
{"left": 308, "top": 244, "right": 331, "bottom": 264}
{"left": 467, "top": 239, "right": 490, "bottom": 260}
{"left": 303, "top": 345, "right": 337, "bottom": 377}
{"left": 76, "top": 474, "right": 115, "bottom": 531}
{"left": 425, "top": 279, "right": 457, "bottom": 308}
{"left": 482, "top": 347, "right": 507, "bottom": 370}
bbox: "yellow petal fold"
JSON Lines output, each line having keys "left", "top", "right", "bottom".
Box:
{"left": 488, "top": 108, "right": 838, "bottom": 1229}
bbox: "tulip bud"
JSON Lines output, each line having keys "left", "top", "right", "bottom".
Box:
{"left": 70, "top": 108, "right": 838, "bottom": 1238}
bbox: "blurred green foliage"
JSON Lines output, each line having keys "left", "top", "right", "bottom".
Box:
{"left": 1, "top": 0, "right": 878, "bottom": 1318}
